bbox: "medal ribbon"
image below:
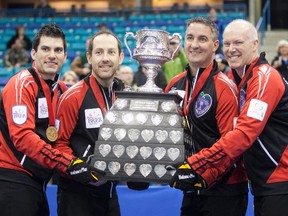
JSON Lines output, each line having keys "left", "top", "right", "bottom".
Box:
{"left": 32, "top": 66, "right": 58, "bottom": 127}
{"left": 183, "top": 62, "right": 214, "bottom": 117}
{"left": 89, "top": 75, "right": 116, "bottom": 114}
{"left": 235, "top": 57, "right": 259, "bottom": 103}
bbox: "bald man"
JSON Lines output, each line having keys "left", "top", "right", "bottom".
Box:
{"left": 170, "top": 19, "right": 288, "bottom": 216}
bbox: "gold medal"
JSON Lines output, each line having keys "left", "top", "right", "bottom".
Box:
{"left": 46, "top": 126, "right": 58, "bottom": 142}
{"left": 182, "top": 116, "right": 190, "bottom": 130}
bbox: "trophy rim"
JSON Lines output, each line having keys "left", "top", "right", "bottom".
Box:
{"left": 136, "top": 29, "right": 169, "bottom": 34}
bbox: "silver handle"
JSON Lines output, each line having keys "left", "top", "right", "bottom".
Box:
{"left": 124, "top": 32, "right": 136, "bottom": 61}
{"left": 169, "top": 33, "right": 182, "bottom": 60}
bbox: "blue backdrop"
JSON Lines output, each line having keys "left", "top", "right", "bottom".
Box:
{"left": 47, "top": 185, "right": 254, "bottom": 216}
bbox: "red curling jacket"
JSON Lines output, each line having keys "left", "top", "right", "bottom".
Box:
{"left": 189, "top": 52, "right": 288, "bottom": 196}
{"left": 54, "top": 74, "right": 124, "bottom": 198}
{"left": 0, "top": 66, "right": 73, "bottom": 189}
{"left": 165, "top": 60, "right": 247, "bottom": 196}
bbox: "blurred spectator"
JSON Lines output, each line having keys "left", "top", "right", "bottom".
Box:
{"left": 98, "top": 23, "right": 109, "bottom": 31}
{"left": 132, "top": 65, "right": 167, "bottom": 91}
{"left": 215, "top": 54, "right": 230, "bottom": 74}
{"left": 171, "top": 3, "right": 179, "bottom": 10}
{"left": 61, "top": 70, "right": 79, "bottom": 87}
{"left": 34, "top": 0, "right": 54, "bottom": 17}
{"left": 70, "top": 23, "right": 109, "bottom": 80}
{"left": 115, "top": 65, "right": 134, "bottom": 87}
{"left": 4, "top": 38, "right": 29, "bottom": 68}
{"left": 208, "top": 7, "right": 225, "bottom": 54}
{"left": 70, "top": 37, "right": 91, "bottom": 80}
{"left": 162, "top": 37, "right": 188, "bottom": 83}
{"left": 6, "top": 26, "right": 32, "bottom": 51}
{"left": 271, "top": 39, "right": 288, "bottom": 81}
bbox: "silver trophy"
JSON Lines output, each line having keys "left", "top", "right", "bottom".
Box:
{"left": 91, "top": 29, "right": 189, "bottom": 184}
{"left": 124, "top": 29, "right": 182, "bottom": 92}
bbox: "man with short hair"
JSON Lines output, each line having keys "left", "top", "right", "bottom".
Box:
{"left": 171, "top": 19, "right": 288, "bottom": 216}
{"left": 166, "top": 17, "right": 248, "bottom": 216}
{"left": 0, "top": 24, "right": 103, "bottom": 216}
{"left": 55, "top": 30, "right": 125, "bottom": 216}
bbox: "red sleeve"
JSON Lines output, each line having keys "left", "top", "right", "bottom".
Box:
{"left": 215, "top": 72, "right": 238, "bottom": 136}
{"left": 2, "top": 70, "right": 73, "bottom": 173}
{"left": 54, "top": 81, "right": 87, "bottom": 155}
{"left": 164, "top": 71, "right": 187, "bottom": 93}
{"left": 188, "top": 65, "right": 284, "bottom": 186}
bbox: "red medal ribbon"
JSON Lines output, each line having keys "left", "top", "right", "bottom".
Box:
{"left": 32, "top": 66, "right": 58, "bottom": 127}
{"left": 236, "top": 57, "right": 259, "bottom": 103}
{"left": 89, "top": 75, "right": 116, "bottom": 114}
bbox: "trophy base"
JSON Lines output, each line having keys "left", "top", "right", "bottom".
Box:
{"left": 91, "top": 91, "right": 185, "bottom": 183}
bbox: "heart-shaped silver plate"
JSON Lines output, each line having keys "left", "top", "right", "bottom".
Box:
{"left": 140, "top": 146, "right": 152, "bottom": 159}
{"left": 126, "top": 145, "right": 139, "bottom": 159}
{"left": 108, "top": 161, "right": 121, "bottom": 175}
{"left": 100, "top": 127, "right": 113, "bottom": 141}
{"left": 139, "top": 164, "right": 152, "bottom": 177}
{"left": 154, "top": 164, "right": 167, "bottom": 178}
{"left": 112, "top": 144, "right": 125, "bottom": 158}
{"left": 153, "top": 147, "right": 166, "bottom": 160}
{"left": 124, "top": 163, "right": 137, "bottom": 176}
{"left": 167, "top": 148, "right": 180, "bottom": 161}
{"left": 98, "top": 144, "right": 111, "bottom": 157}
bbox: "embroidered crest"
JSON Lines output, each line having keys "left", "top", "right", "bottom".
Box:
{"left": 12, "top": 105, "right": 27, "bottom": 125}
{"left": 239, "top": 89, "right": 246, "bottom": 111}
{"left": 85, "top": 108, "right": 103, "bottom": 128}
{"left": 194, "top": 92, "right": 212, "bottom": 118}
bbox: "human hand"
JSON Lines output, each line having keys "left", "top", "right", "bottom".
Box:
{"left": 167, "top": 162, "right": 207, "bottom": 191}
{"left": 67, "top": 158, "right": 105, "bottom": 184}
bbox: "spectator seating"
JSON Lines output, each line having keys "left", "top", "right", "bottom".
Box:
{"left": 0, "top": 10, "right": 246, "bottom": 88}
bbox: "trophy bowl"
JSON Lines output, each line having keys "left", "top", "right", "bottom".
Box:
{"left": 124, "top": 29, "right": 182, "bottom": 93}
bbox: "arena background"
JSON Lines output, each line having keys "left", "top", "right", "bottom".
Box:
{"left": 0, "top": 1, "right": 286, "bottom": 215}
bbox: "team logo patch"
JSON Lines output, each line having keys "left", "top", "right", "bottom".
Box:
{"left": 85, "top": 108, "right": 103, "bottom": 128}
{"left": 194, "top": 92, "right": 212, "bottom": 118}
{"left": 239, "top": 89, "right": 246, "bottom": 111}
{"left": 12, "top": 105, "right": 27, "bottom": 125}
{"left": 247, "top": 99, "right": 267, "bottom": 121}
{"left": 38, "top": 97, "right": 48, "bottom": 119}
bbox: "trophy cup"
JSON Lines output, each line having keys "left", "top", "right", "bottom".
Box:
{"left": 91, "top": 29, "right": 189, "bottom": 183}
{"left": 124, "top": 29, "right": 182, "bottom": 92}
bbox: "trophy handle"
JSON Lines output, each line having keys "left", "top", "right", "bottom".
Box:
{"left": 124, "top": 32, "right": 136, "bottom": 61}
{"left": 169, "top": 33, "right": 182, "bottom": 60}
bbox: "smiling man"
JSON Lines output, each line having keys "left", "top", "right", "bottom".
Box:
{"left": 174, "top": 19, "right": 288, "bottom": 216}
{"left": 0, "top": 24, "right": 103, "bottom": 216}
{"left": 54, "top": 30, "right": 125, "bottom": 216}
{"left": 165, "top": 17, "right": 248, "bottom": 216}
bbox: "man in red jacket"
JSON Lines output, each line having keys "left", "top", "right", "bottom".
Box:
{"left": 0, "top": 24, "right": 104, "bottom": 216}
{"left": 54, "top": 30, "right": 125, "bottom": 216}
{"left": 170, "top": 19, "right": 288, "bottom": 216}
{"left": 166, "top": 17, "right": 247, "bottom": 216}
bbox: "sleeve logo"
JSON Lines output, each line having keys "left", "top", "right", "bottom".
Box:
{"left": 12, "top": 105, "right": 28, "bottom": 125}
{"left": 247, "top": 99, "right": 267, "bottom": 121}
